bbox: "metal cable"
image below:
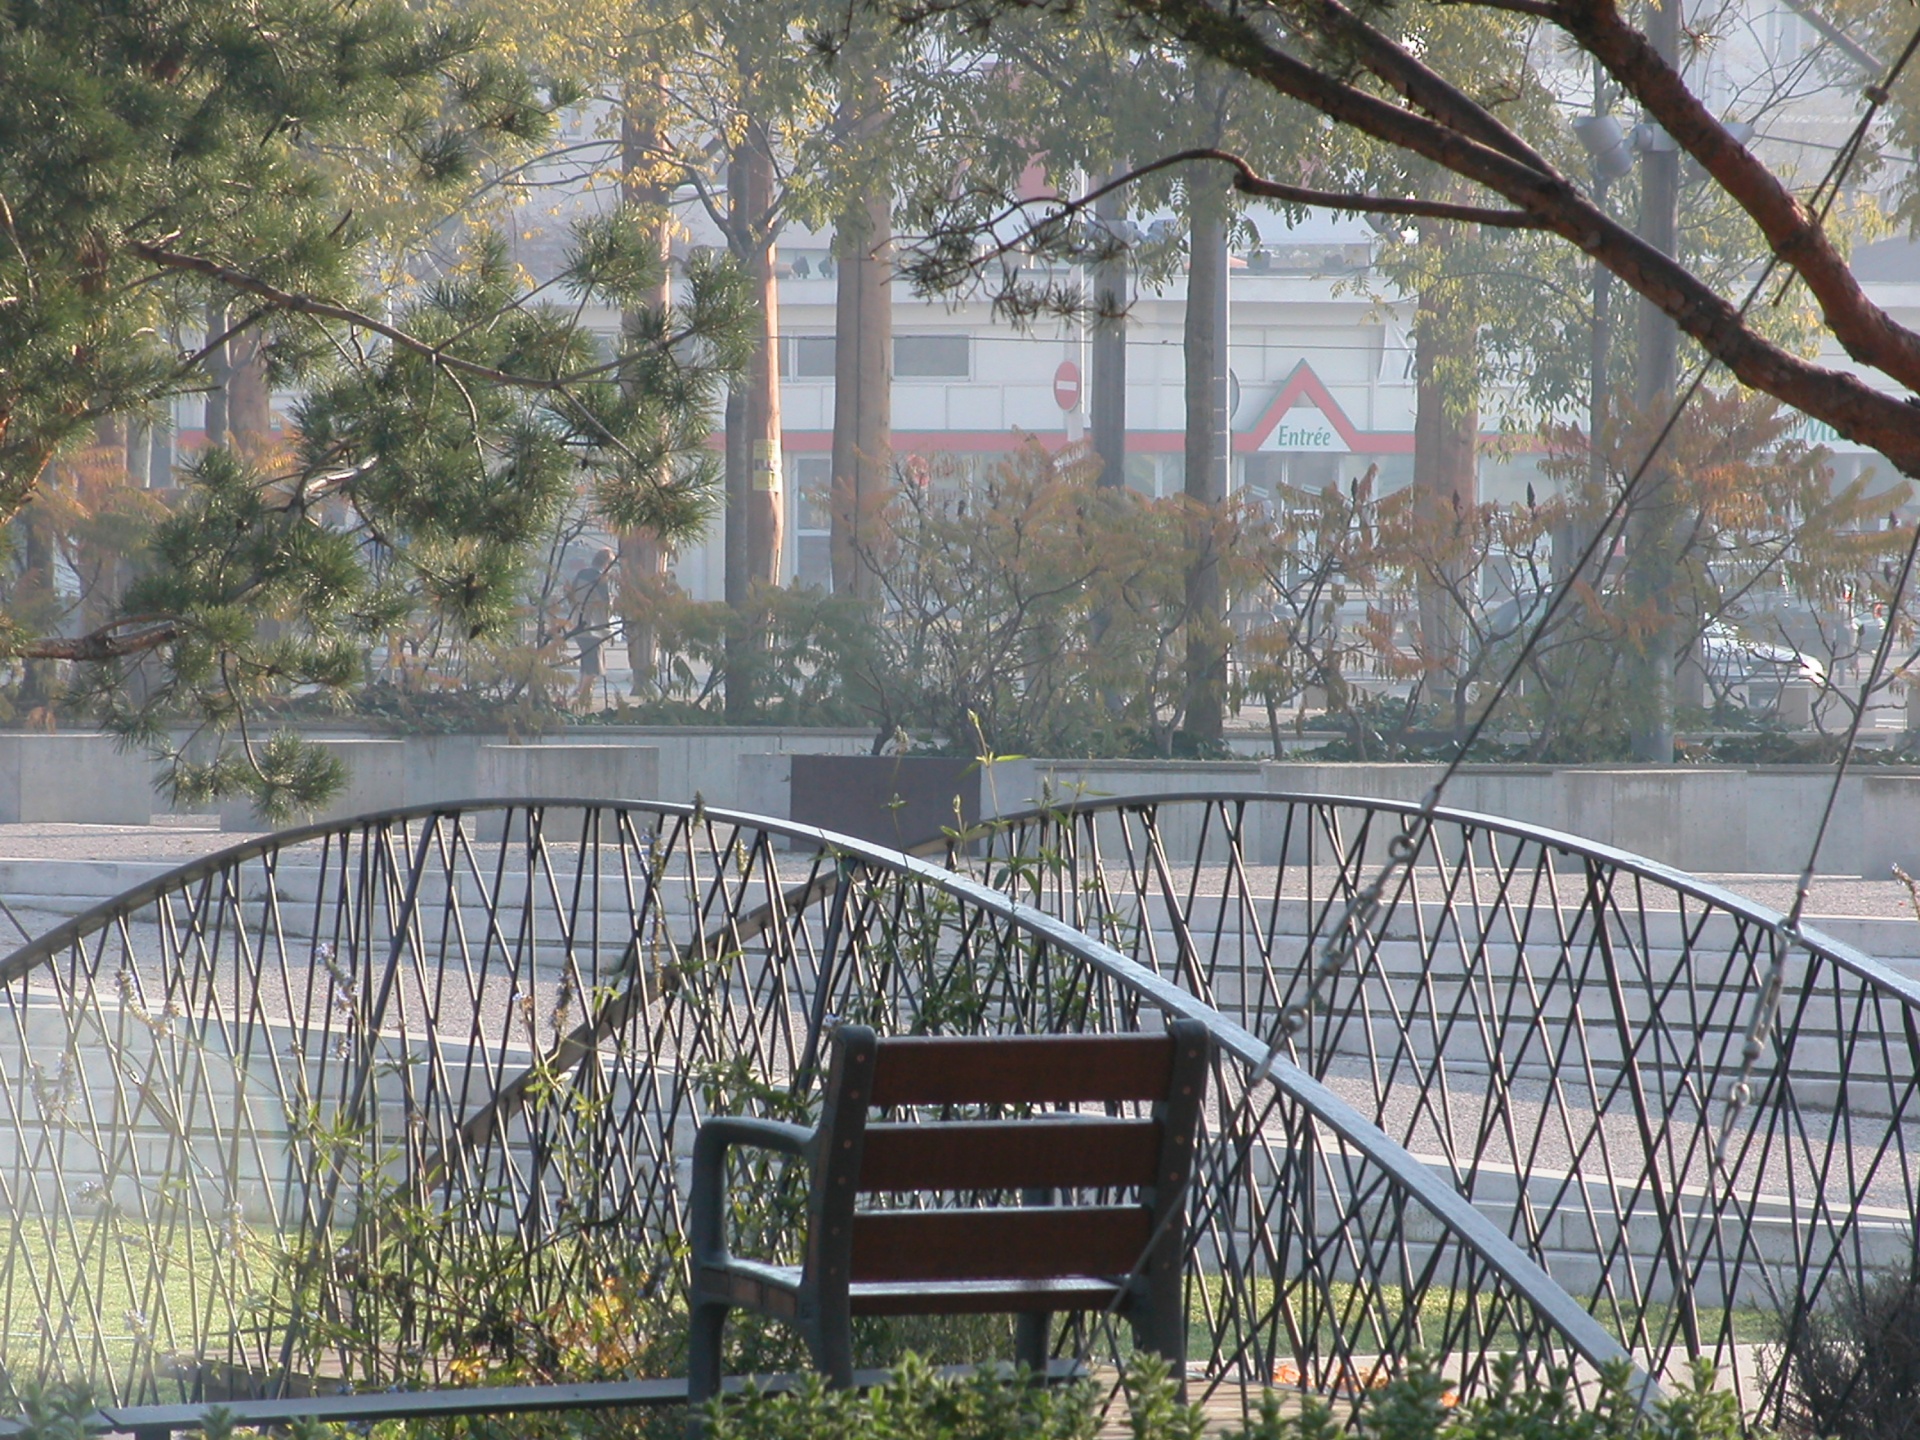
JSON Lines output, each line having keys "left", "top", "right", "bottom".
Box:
{"left": 1713, "top": 20, "right": 1920, "bottom": 1148}
{"left": 1260, "top": 12, "right": 1920, "bottom": 1107}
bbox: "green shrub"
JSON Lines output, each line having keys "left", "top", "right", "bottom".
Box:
{"left": 1, "top": 1351, "right": 1759, "bottom": 1440}
{"left": 701, "top": 1352, "right": 1756, "bottom": 1440}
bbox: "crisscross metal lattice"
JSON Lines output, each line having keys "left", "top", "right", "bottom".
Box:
{"left": 0, "top": 798, "right": 1650, "bottom": 1419}
{"left": 957, "top": 790, "right": 1920, "bottom": 1420}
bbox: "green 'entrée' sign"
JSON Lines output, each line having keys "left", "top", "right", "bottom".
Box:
{"left": 1261, "top": 403, "right": 1348, "bottom": 453}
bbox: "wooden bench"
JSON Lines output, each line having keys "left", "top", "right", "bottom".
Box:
{"left": 687, "top": 1022, "right": 1212, "bottom": 1408}
{"left": 33, "top": 1024, "right": 1206, "bottom": 1440}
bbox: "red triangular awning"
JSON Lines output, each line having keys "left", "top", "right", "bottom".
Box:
{"left": 1236, "top": 361, "right": 1366, "bottom": 453}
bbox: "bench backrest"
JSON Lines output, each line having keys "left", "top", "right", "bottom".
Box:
{"left": 808, "top": 1024, "right": 1211, "bottom": 1291}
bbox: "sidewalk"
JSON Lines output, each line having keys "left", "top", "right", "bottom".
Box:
{"left": 0, "top": 821, "right": 1912, "bottom": 951}
{"left": 0, "top": 820, "right": 258, "bottom": 863}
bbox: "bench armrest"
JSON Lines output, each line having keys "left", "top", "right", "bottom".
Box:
{"left": 690, "top": 1116, "right": 816, "bottom": 1265}
{"left": 698, "top": 1116, "right": 813, "bottom": 1158}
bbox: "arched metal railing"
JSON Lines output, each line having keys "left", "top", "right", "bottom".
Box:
{"left": 0, "top": 798, "right": 1641, "bottom": 1420}
{"left": 955, "top": 790, "right": 1920, "bottom": 1421}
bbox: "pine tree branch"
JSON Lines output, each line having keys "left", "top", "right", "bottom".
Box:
{"left": 130, "top": 241, "right": 566, "bottom": 387}
{"left": 128, "top": 241, "right": 696, "bottom": 393}
{"left": 22, "top": 618, "right": 180, "bottom": 662}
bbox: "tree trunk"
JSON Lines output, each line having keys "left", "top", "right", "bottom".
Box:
{"left": 201, "top": 303, "right": 270, "bottom": 458}
{"left": 830, "top": 188, "right": 891, "bottom": 597}
{"left": 723, "top": 381, "right": 751, "bottom": 721}
{"left": 722, "top": 119, "right": 784, "bottom": 721}
{"left": 1182, "top": 171, "right": 1231, "bottom": 746}
{"left": 93, "top": 415, "right": 127, "bottom": 481}
{"left": 88, "top": 416, "right": 130, "bottom": 630}
{"left": 1090, "top": 179, "right": 1129, "bottom": 490}
{"left": 149, "top": 403, "right": 174, "bottom": 488}
{"left": 204, "top": 300, "right": 229, "bottom": 450}
{"left": 17, "top": 483, "right": 60, "bottom": 712}
{"left": 226, "top": 331, "right": 272, "bottom": 456}
{"left": 618, "top": 73, "right": 675, "bottom": 697}
{"left": 1088, "top": 175, "right": 1131, "bottom": 704}
{"left": 741, "top": 141, "right": 783, "bottom": 590}
{"left": 1555, "top": 222, "right": 1610, "bottom": 585}
{"left": 1626, "top": 0, "right": 1683, "bottom": 761}
{"left": 1411, "top": 221, "right": 1479, "bottom": 736}
{"left": 126, "top": 417, "right": 149, "bottom": 488}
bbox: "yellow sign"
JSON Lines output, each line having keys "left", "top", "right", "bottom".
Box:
{"left": 752, "top": 439, "right": 781, "bottom": 491}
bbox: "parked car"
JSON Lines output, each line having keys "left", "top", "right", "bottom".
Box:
{"left": 1700, "top": 620, "right": 1826, "bottom": 689}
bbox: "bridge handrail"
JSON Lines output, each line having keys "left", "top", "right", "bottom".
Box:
{"left": 974, "top": 787, "right": 1920, "bottom": 1010}
{"left": 0, "top": 796, "right": 1646, "bottom": 1400}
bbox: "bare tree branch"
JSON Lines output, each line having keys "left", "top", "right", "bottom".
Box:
{"left": 1556, "top": 0, "right": 1920, "bottom": 395}
{"left": 1434, "top": 0, "right": 1562, "bottom": 20}
{"left": 1284, "top": 0, "right": 1560, "bottom": 177}
{"left": 918, "top": 146, "right": 1541, "bottom": 292}
{"left": 1120, "top": 147, "right": 1544, "bottom": 226}
{"left": 1776, "top": 0, "right": 1884, "bottom": 76}
{"left": 1133, "top": 0, "right": 1920, "bottom": 476}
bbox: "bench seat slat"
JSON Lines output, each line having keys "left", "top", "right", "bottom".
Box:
{"left": 851, "top": 1206, "right": 1150, "bottom": 1282}
{"left": 868, "top": 1034, "right": 1174, "bottom": 1107}
{"left": 849, "top": 1277, "right": 1123, "bottom": 1316}
{"left": 858, "top": 1119, "right": 1159, "bottom": 1192}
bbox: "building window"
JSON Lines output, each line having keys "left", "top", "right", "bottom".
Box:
{"left": 780, "top": 335, "right": 836, "bottom": 380}
{"left": 894, "top": 334, "right": 970, "bottom": 379}
{"left": 790, "top": 454, "right": 833, "bottom": 592}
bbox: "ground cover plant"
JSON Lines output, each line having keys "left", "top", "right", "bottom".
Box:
{"left": 0, "top": 1350, "right": 1762, "bottom": 1440}
{"left": 698, "top": 1351, "right": 1753, "bottom": 1440}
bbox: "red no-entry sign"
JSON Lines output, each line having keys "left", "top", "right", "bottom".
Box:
{"left": 1054, "top": 359, "right": 1081, "bottom": 411}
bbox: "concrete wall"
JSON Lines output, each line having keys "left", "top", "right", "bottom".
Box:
{"left": 951, "top": 757, "right": 1920, "bottom": 879}
{"left": 1252, "top": 761, "right": 1920, "bottom": 879}
{"left": 284, "top": 727, "right": 872, "bottom": 813}
{"left": 212, "top": 737, "right": 661, "bottom": 829}
{"left": 8, "top": 729, "right": 1920, "bottom": 879}
{"left": 190, "top": 726, "right": 868, "bottom": 828}
{"left": 0, "top": 734, "right": 156, "bottom": 824}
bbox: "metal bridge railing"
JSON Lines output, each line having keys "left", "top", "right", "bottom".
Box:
{"left": 956, "top": 789, "right": 1920, "bottom": 1421}
{"left": 0, "top": 798, "right": 1639, "bottom": 1420}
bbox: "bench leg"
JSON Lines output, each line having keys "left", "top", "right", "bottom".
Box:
{"left": 687, "top": 1298, "right": 728, "bottom": 1415}
{"left": 807, "top": 1311, "right": 855, "bottom": 1390}
{"left": 1014, "top": 1313, "right": 1049, "bottom": 1375}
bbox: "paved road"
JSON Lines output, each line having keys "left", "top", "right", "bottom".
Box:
{"left": 0, "top": 822, "right": 1916, "bottom": 911}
